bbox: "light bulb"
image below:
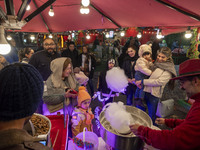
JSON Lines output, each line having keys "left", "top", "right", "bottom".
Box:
{"left": 156, "top": 31, "right": 163, "bottom": 39}
{"left": 80, "top": 7, "right": 85, "bottom": 14}
{"left": 0, "top": 44, "right": 11, "bottom": 55}
{"left": 137, "top": 32, "right": 142, "bottom": 38}
{"left": 0, "top": 26, "right": 11, "bottom": 55}
{"left": 81, "top": 0, "right": 90, "bottom": 7}
{"left": 80, "top": 6, "right": 89, "bottom": 14}
{"left": 106, "top": 33, "right": 109, "bottom": 38}
{"left": 85, "top": 8, "right": 90, "bottom": 14}
{"left": 49, "top": 34, "right": 53, "bottom": 38}
{"left": 86, "top": 34, "right": 90, "bottom": 39}
{"left": 7, "top": 35, "right": 12, "bottom": 40}
{"left": 30, "top": 35, "right": 35, "bottom": 40}
{"left": 185, "top": 30, "right": 192, "bottom": 39}
{"left": 156, "top": 34, "right": 162, "bottom": 39}
{"left": 49, "top": 5, "right": 54, "bottom": 17}
{"left": 26, "top": 5, "right": 30, "bottom": 11}
{"left": 120, "top": 31, "right": 125, "bottom": 37}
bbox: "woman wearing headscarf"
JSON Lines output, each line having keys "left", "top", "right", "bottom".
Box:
{"left": 43, "top": 57, "right": 79, "bottom": 115}
{"left": 136, "top": 47, "right": 177, "bottom": 124}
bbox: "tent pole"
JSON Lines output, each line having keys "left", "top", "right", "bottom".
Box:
{"left": 155, "top": 0, "right": 200, "bottom": 21}
{"left": 90, "top": 3, "right": 121, "bottom": 28}
{"left": 24, "top": 0, "right": 56, "bottom": 32}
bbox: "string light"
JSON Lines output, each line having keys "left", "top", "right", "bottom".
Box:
{"left": 120, "top": 31, "right": 125, "bottom": 37}
{"left": 48, "top": 33, "right": 53, "bottom": 38}
{"left": 106, "top": 32, "right": 109, "bottom": 38}
{"left": 26, "top": 5, "right": 30, "bottom": 11}
{"left": 185, "top": 27, "right": 192, "bottom": 39}
{"left": 137, "top": 32, "right": 142, "bottom": 38}
{"left": 86, "top": 34, "right": 90, "bottom": 39}
{"left": 81, "top": 0, "right": 90, "bottom": 7}
{"left": 80, "top": 6, "right": 90, "bottom": 14}
{"left": 49, "top": 5, "right": 54, "bottom": 17}
{"left": 156, "top": 29, "right": 163, "bottom": 39}
{"left": 6, "top": 35, "right": 12, "bottom": 41}
{"left": 30, "top": 34, "right": 35, "bottom": 40}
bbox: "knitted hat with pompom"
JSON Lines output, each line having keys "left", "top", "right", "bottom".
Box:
{"left": 77, "top": 86, "right": 91, "bottom": 106}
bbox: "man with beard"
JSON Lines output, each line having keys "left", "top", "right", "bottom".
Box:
{"left": 129, "top": 59, "right": 200, "bottom": 150}
{"left": 29, "top": 38, "right": 60, "bottom": 81}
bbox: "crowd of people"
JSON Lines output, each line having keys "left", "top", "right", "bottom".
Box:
{"left": 0, "top": 37, "right": 200, "bottom": 150}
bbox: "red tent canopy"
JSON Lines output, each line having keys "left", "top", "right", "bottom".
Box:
{"left": 0, "top": 0, "right": 200, "bottom": 34}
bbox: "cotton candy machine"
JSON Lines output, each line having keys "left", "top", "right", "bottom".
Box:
{"left": 99, "top": 105, "right": 152, "bottom": 150}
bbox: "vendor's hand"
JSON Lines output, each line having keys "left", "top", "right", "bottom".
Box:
{"left": 155, "top": 118, "right": 165, "bottom": 125}
{"left": 135, "top": 80, "right": 142, "bottom": 89}
{"left": 129, "top": 124, "right": 141, "bottom": 135}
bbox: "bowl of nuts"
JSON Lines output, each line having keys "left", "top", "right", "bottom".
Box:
{"left": 30, "top": 113, "right": 51, "bottom": 141}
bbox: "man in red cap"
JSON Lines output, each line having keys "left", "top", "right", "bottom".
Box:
{"left": 129, "top": 59, "right": 200, "bottom": 150}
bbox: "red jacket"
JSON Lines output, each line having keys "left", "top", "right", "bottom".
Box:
{"left": 137, "top": 92, "right": 200, "bottom": 150}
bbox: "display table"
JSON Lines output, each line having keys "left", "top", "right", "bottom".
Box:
{"left": 46, "top": 114, "right": 69, "bottom": 150}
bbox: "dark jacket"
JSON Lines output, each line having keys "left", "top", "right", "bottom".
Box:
{"left": 29, "top": 50, "right": 60, "bottom": 81}
{"left": 61, "top": 49, "right": 79, "bottom": 68}
{"left": 122, "top": 56, "right": 138, "bottom": 79}
{"left": 98, "top": 70, "right": 110, "bottom": 94}
{"left": 78, "top": 53, "right": 96, "bottom": 79}
{"left": 0, "top": 129, "right": 51, "bottom": 150}
{"left": 98, "top": 59, "right": 116, "bottom": 94}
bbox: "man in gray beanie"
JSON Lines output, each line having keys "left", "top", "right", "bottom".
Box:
{"left": 0, "top": 63, "right": 51, "bottom": 150}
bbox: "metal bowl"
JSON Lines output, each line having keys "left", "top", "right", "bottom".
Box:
{"left": 99, "top": 105, "right": 152, "bottom": 150}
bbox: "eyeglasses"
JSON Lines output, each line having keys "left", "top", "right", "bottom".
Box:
{"left": 44, "top": 43, "right": 55, "bottom": 46}
{"left": 179, "top": 78, "right": 189, "bottom": 86}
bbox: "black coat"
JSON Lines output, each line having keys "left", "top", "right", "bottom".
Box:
{"left": 61, "top": 49, "right": 79, "bottom": 68}
{"left": 98, "top": 70, "right": 111, "bottom": 94}
{"left": 122, "top": 56, "right": 138, "bottom": 79}
{"left": 29, "top": 50, "right": 60, "bottom": 81}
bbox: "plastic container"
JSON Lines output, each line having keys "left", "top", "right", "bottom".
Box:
{"left": 75, "top": 128, "right": 99, "bottom": 150}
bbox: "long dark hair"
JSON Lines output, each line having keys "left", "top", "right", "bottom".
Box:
{"left": 18, "top": 47, "right": 32, "bottom": 62}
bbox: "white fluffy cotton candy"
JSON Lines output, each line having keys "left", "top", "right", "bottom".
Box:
{"left": 105, "top": 102, "right": 133, "bottom": 134}
{"left": 106, "top": 67, "right": 128, "bottom": 93}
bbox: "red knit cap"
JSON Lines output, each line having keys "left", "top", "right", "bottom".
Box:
{"left": 77, "top": 86, "right": 91, "bottom": 106}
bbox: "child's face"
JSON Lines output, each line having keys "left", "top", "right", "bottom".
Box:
{"left": 143, "top": 54, "right": 152, "bottom": 61}
{"left": 81, "top": 99, "right": 91, "bottom": 110}
{"left": 108, "top": 62, "right": 115, "bottom": 70}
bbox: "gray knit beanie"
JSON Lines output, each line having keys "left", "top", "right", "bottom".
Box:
{"left": 0, "top": 63, "right": 44, "bottom": 121}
